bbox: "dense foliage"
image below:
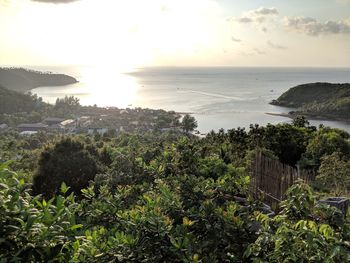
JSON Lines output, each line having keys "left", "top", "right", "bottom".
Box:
{"left": 1, "top": 115, "right": 350, "bottom": 261}
{"left": 1, "top": 163, "right": 349, "bottom": 262}
{"left": 0, "top": 86, "right": 44, "bottom": 114}
{"left": 32, "top": 138, "right": 100, "bottom": 197}
{"left": 271, "top": 82, "right": 350, "bottom": 119}
{"left": 246, "top": 183, "right": 350, "bottom": 262}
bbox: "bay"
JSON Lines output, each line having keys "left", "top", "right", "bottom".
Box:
{"left": 30, "top": 66, "right": 350, "bottom": 133}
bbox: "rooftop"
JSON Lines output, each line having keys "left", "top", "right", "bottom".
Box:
{"left": 18, "top": 123, "right": 48, "bottom": 128}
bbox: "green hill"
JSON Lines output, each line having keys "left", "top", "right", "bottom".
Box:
{"left": 0, "top": 68, "right": 78, "bottom": 93}
{"left": 0, "top": 85, "right": 42, "bottom": 114}
{"left": 271, "top": 82, "right": 350, "bottom": 120}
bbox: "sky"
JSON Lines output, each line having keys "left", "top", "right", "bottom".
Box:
{"left": 0, "top": 0, "right": 350, "bottom": 68}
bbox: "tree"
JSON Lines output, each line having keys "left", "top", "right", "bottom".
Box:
{"left": 248, "top": 123, "right": 310, "bottom": 166}
{"left": 316, "top": 152, "right": 350, "bottom": 195}
{"left": 53, "top": 96, "right": 81, "bottom": 117}
{"left": 181, "top": 114, "right": 198, "bottom": 133}
{"left": 301, "top": 128, "right": 350, "bottom": 168}
{"left": 292, "top": 115, "right": 310, "bottom": 128}
{"left": 32, "top": 138, "right": 99, "bottom": 197}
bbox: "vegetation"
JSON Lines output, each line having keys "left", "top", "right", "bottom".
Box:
{"left": 271, "top": 82, "right": 350, "bottom": 120}
{"left": 246, "top": 183, "right": 350, "bottom": 262}
{"left": 32, "top": 138, "right": 100, "bottom": 197}
{"left": 0, "top": 86, "right": 44, "bottom": 114}
{"left": 0, "top": 67, "right": 78, "bottom": 93}
{"left": 181, "top": 114, "right": 198, "bottom": 133}
{"left": 316, "top": 152, "right": 350, "bottom": 196}
{"left": 1, "top": 160, "right": 349, "bottom": 262}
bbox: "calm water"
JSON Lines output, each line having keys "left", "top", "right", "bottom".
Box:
{"left": 31, "top": 66, "right": 350, "bottom": 133}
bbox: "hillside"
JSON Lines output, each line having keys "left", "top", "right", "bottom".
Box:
{"left": 0, "top": 68, "right": 78, "bottom": 93}
{"left": 0, "top": 85, "right": 44, "bottom": 114}
{"left": 271, "top": 82, "right": 350, "bottom": 120}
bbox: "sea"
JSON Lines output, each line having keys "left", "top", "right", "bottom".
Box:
{"left": 30, "top": 66, "right": 350, "bottom": 134}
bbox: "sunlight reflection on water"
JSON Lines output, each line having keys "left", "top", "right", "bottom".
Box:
{"left": 31, "top": 66, "right": 139, "bottom": 108}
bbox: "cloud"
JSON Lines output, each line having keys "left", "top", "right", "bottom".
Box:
{"left": 228, "top": 7, "right": 279, "bottom": 25}
{"left": 253, "top": 48, "right": 266, "bottom": 55}
{"left": 231, "top": 36, "right": 242, "bottom": 42}
{"left": 254, "top": 7, "right": 279, "bottom": 16}
{"left": 237, "top": 17, "right": 253, "bottom": 23}
{"left": 237, "top": 7, "right": 278, "bottom": 24}
{"left": 261, "top": 27, "right": 268, "bottom": 33}
{"left": 268, "top": 41, "right": 287, "bottom": 50}
{"left": 284, "top": 16, "right": 350, "bottom": 35}
{"left": 228, "top": 7, "right": 278, "bottom": 33}
{"left": 31, "top": 0, "right": 80, "bottom": 3}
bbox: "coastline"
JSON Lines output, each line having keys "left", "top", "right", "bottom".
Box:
{"left": 266, "top": 112, "right": 350, "bottom": 124}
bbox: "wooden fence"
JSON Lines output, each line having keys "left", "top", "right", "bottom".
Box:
{"left": 250, "top": 150, "right": 315, "bottom": 206}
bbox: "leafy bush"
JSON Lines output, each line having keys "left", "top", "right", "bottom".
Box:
{"left": 0, "top": 163, "right": 81, "bottom": 262}
{"left": 245, "top": 183, "right": 350, "bottom": 262}
{"left": 32, "top": 138, "right": 99, "bottom": 197}
{"left": 316, "top": 152, "right": 350, "bottom": 195}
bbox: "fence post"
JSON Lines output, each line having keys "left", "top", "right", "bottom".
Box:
{"left": 251, "top": 150, "right": 314, "bottom": 205}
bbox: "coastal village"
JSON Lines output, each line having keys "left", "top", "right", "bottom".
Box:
{"left": 0, "top": 107, "right": 184, "bottom": 136}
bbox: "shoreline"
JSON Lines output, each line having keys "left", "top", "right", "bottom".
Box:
{"left": 266, "top": 112, "right": 350, "bottom": 124}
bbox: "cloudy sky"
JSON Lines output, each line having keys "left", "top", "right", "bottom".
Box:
{"left": 0, "top": 0, "right": 349, "bottom": 67}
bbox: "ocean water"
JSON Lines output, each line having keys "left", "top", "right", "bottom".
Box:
{"left": 30, "top": 66, "right": 350, "bottom": 133}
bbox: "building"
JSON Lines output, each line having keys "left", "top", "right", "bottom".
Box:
{"left": 77, "top": 116, "right": 91, "bottom": 128}
{"left": 17, "top": 123, "right": 48, "bottom": 132}
{"left": 87, "top": 127, "right": 108, "bottom": 135}
{"left": 59, "top": 119, "right": 77, "bottom": 133}
{"left": 43, "top": 117, "right": 65, "bottom": 126}
{"left": 19, "top": 131, "right": 38, "bottom": 136}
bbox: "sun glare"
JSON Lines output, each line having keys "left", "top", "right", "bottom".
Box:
{"left": 2, "top": 0, "right": 223, "bottom": 67}
{"left": 76, "top": 66, "right": 139, "bottom": 108}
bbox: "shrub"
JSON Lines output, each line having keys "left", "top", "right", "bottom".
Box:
{"left": 32, "top": 138, "right": 99, "bottom": 197}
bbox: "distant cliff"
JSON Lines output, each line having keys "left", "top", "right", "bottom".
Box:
{"left": 0, "top": 68, "right": 78, "bottom": 93}
{"left": 271, "top": 82, "right": 350, "bottom": 120}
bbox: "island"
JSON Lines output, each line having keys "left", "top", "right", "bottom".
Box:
{"left": 270, "top": 82, "right": 350, "bottom": 121}
{"left": 0, "top": 67, "right": 78, "bottom": 93}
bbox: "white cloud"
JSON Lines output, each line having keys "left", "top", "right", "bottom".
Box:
{"left": 231, "top": 36, "right": 241, "bottom": 42}
{"left": 284, "top": 16, "right": 350, "bottom": 35}
{"left": 268, "top": 41, "right": 287, "bottom": 50}
{"left": 229, "top": 7, "right": 279, "bottom": 25}
{"left": 227, "top": 7, "right": 279, "bottom": 33}
{"left": 254, "top": 7, "right": 279, "bottom": 16}
{"left": 253, "top": 48, "right": 266, "bottom": 55}
{"left": 237, "top": 17, "right": 253, "bottom": 23}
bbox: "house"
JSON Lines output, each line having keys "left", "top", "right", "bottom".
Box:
{"left": 17, "top": 123, "right": 48, "bottom": 132}
{"left": 43, "top": 117, "right": 65, "bottom": 126}
{"left": 88, "top": 127, "right": 108, "bottom": 135}
{"left": 60, "top": 119, "right": 76, "bottom": 127}
{"left": 60, "top": 119, "right": 76, "bottom": 132}
{"left": 19, "top": 131, "right": 38, "bottom": 136}
{"left": 77, "top": 116, "right": 91, "bottom": 128}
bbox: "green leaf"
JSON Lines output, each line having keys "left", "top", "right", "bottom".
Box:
{"left": 70, "top": 224, "right": 83, "bottom": 231}
{"left": 60, "top": 182, "right": 69, "bottom": 194}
